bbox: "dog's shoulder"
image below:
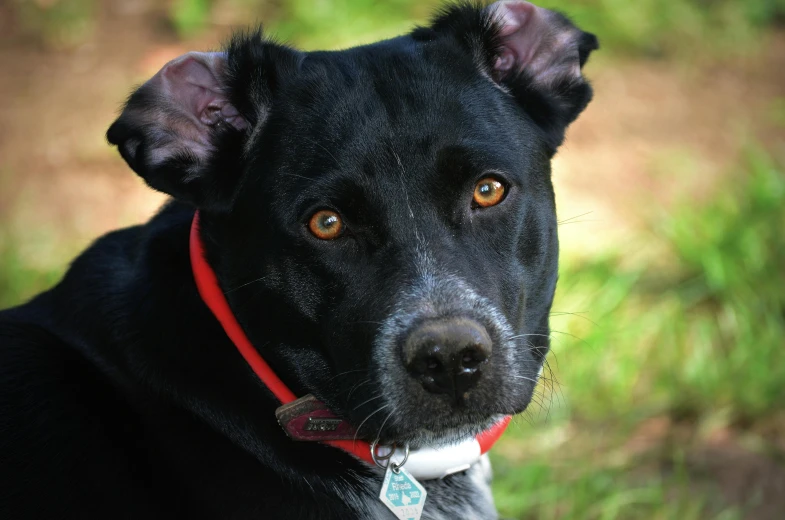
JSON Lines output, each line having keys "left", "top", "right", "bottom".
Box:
{"left": 0, "top": 315, "right": 155, "bottom": 516}
{"left": 0, "top": 199, "right": 195, "bottom": 436}
{"left": 0, "top": 201, "right": 195, "bottom": 516}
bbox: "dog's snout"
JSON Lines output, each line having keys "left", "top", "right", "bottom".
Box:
{"left": 402, "top": 318, "right": 492, "bottom": 403}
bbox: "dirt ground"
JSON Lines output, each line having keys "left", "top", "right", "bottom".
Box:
{"left": 1, "top": 4, "right": 784, "bottom": 518}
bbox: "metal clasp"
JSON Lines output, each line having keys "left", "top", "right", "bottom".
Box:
{"left": 370, "top": 439, "right": 410, "bottom": 474}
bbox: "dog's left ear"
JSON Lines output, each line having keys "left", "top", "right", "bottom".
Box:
{"left": 425, "top": 1, "right": 599, "bottom": 151}
{"left": 490, "top": 1, "right": 598, "bottom": 149}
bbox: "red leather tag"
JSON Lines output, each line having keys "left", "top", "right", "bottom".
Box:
{"left": 275, "top": 394, "right": 359, "bottom": 441}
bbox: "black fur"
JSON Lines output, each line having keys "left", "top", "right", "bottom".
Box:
{"left": 1, "top": 3, "right": 596, "bottom": 518}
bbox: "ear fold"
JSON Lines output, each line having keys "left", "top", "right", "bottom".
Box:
{"left": 421, "top": 1, "right": 598, "bottom": 151}
{"left": 491, "top": 2, "right": 596, "bottom": 87}
{"left": 107, "top": 52, "right": 247, "bottom": 210}
{"left": 107, "top": 35, "right": 298, "bottom": 212}
{"left": 489, "top": 1, "right": 598, "bottom": 149}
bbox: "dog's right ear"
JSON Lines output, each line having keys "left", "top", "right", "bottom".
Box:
{"left": 107, "top": 35, "right": 298, "bottom": 212}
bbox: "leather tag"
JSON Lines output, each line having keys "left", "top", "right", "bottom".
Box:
{"left": 275, "top": 394, "right": 358, "bottom": 441}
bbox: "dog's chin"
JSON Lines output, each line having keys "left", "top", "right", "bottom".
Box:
{"left": 378, "top": 388, "right": 535, "bottom": 447}
{"left": 374, "top": 412, "right": 506, "bottom": 448}
{"left": 342, "top": 374, "right": 536, "bottom": 447}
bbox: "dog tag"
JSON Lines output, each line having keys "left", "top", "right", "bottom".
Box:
{"left": 379, "top": 464, "right": 427, "bottom": 520}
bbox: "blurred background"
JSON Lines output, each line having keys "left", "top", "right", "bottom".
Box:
{"left": 1, "top": 0, "right": 783, "bottom": 518}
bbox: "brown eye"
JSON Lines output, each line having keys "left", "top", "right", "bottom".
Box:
{"left": 473, "top": 177, "right": 506, "bottom": 208}
{"left": 308, "top": 210, "right": 344, "bottom": 240}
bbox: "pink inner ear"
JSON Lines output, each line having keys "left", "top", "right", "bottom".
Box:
{"left": 159, "top": 52, "right": 247, "bottom": 131}
{"left": 490, "top": 1, "right": 582, "bottom": 86}
{"left": 492, "top": 2, "right": 540, "bottom": 71}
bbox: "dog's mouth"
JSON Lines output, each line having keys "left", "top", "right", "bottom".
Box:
{"left": 345, "top": 386, "right": 531, "bottom": 448}
{"left": 341, "top": 348, "right": 538, "bottom": 448}
{"left": 370, "top": 411, "right": 507, "bottom": 448}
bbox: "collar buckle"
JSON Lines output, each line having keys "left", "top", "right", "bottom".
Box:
{"left": 275, "top": 394, "right": 359, "bottom": 442}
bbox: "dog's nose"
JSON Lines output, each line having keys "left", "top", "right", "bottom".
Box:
{"left": 402, "top": 318, "right": 492, "bottom": 403}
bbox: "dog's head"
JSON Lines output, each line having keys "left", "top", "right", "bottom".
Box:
{"left": 108, "top": 1, "right": 597, "bottom": 447}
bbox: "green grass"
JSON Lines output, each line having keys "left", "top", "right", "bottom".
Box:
{"left": 11, "top": 0, "right": 784, "bottom": 56}
{"left": 553, "top": 147, "right": 785, "bottom": 422}
{"left": 531, "top": 0, "right": 785, "bottom": 57}
{"left": 0, "top": 233, "right": 63, "bottom": 310}
{"left": 491, "top": 148, "right": 785, "bottom": 518}
{"left": 492, "top": 453, "right": 742, "bottom": 520}
{"left": 264, "top": 0, "right": 785, "bottom": 56}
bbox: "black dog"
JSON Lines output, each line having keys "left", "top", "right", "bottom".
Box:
{"left": 0, "top": 2, "right": 597, "bottom": 518}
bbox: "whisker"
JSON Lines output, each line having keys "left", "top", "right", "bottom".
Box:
{"left": 557, "top": 219, "right": 600, "bottom": 226}
{"left": 353, "top": 393, "right": 382, "bottom": 411}
{"left": 550, "top": 311, "right": 598, "bottom": 326}
{"left": 508, "top": 333, "right": 551, "bottom": 340}
{"left": 538, "top": 382, "right": 554, "bottom": 422}
{"left": 353, "top": 404, "right": 392, "bottom": 444}
{"left": 516, "top": 409, "right": 535, "bottom": 428}
{"left": 528, "top": 394, "right": 548, "bottom": 419}
{"left": 376, "top": 408, "right": 397, "bottom": 442}
{"left": 346, "top": 379, "right": 372, "bottom": 401}
{"left": 550, "top": 329, "right": 593, "bottom": 349}
{"left": 326, "top": 369, "right": 366, "bottom": 383}
{"left": 557, "top": 210, "right": 594, "bottom": 225}
{"left": 512, "top": 375, "right": 540, "bottom": 385}
{"left": 541, "top": 358, "right": 565, "bottom": 409}
{"left": 546, "top": 349, "right": 562, "bottom": 372}
{"left": 224, "top": 275, "right": 270, "bottom": 294}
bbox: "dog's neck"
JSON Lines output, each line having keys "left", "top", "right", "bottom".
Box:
{"left": 72, "top": 204, "right": 372, "bottom": 485}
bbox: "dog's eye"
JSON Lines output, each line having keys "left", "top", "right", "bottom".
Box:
{"left": 308, "top": 210, "right": 344, "bottom": 240}
{"left": 472, "top": 177, "right": 506, "bottom": 208}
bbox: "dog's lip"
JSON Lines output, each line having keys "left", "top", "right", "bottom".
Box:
{"left": 343, "top": 386, "right": 521, "bottom": 434}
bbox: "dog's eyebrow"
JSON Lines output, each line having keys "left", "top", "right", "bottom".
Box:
{"left": 434, "top": 145, "right": 508, "bottom": 178}
{"left": 286, "top": 171, "right": 373, "bottom": 214}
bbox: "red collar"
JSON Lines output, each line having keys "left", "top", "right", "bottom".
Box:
{"left": 189, "top": 211, "right": 509, "bottom": 467}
